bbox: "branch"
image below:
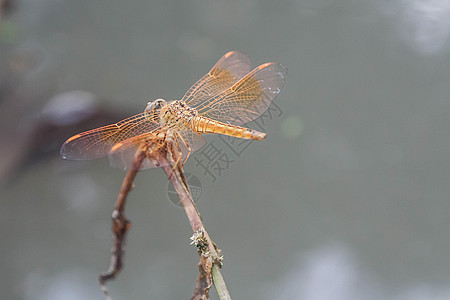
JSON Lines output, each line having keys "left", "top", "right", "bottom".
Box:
{"left": 98, "top": 150, "right": 146, "bottom": 300}
{"left": 159, "top": 153, "right": 231, "bottom": 300}
{"left": 98, "top": 138, "right": 231, "bottom": 300}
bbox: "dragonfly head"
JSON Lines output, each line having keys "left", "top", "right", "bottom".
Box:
{"left": 145, "top": 99, "right": 167, "bottom": 113}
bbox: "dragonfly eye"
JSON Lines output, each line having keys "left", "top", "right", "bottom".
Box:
{"left": 145, "top": 99, "right": 167, "bottom": 113}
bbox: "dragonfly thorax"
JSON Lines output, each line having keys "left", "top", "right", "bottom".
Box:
{"left": 160, "top": 100, "right": 198, "bottom": 126}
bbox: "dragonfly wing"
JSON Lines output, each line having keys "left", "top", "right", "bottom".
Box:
{"left": 105, "top": 118, "right": 190, "bottom": 169}
{"left": 196, "top": 62, "right": 287, "bottom": 125}
{"left": 108, "top": 132, "right": 172, "bottom": 170}
{"left": 182, "top": 51, "right": 251, "bottom": 107}
{"left": 108, "top": 121, "right": 206, "bottom": 170}
{"left": 176, "top": 128, "right": 207, "bottom": 159}
{"left": 60, "top": 112, "right": 161, "bottom": 160}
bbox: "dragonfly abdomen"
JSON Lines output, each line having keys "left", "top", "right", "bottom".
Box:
{"left": 191, "top": 116, "right": 266, "bottom": 140}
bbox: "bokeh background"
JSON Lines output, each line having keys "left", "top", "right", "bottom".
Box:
{"left": 2, "top": 0, "right": 450, "bottom": 299}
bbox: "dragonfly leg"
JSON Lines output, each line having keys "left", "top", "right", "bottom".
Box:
{"left": 164, "top": 133, "right": 183, "bottom": 174}
{"left": 176, "top": 133, "right": 192, "bottom": 168}
{"left": 171, "top": 140, "right": 183, "bottom": 171}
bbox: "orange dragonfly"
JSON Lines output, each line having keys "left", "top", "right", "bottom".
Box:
{"left": 60, "top": 51, "right": 286, "bottom": 169}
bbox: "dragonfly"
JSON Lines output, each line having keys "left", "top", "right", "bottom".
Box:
{"left": 60, "top": 51, "right": 286, "bottom": 169}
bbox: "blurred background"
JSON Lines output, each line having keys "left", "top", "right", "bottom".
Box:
{"left": 1, "top": 0, "right": 450, "bottom": 299}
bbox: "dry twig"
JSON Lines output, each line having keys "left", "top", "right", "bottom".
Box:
{"left": 98, "top": 150, "right": 145, "bottom": 300}
{"left": 99, "top": 138, "right": 231, "bottom": 300}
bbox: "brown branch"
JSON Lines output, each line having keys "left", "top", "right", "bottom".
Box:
{"left": 98, "top": 150, "right": 146, "bottom": 299}
{"left": 98, "top": 137, "right": 231, "bottom": 300}
{"left": 159, "top": 149, "right": 231, "bottom": 300}
{"left": 191, "top": 254, "right": 213, "bottom": 300}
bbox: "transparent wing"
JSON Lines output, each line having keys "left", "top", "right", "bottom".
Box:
{"left": 108, "top": 131, "right": 171, "bottom": 170}
{"left": 176, "top": 128, "right": 207, "bottom": 158}
{"left": 107, "top": 121, "right": 205, "bottom": 170}
{"left": 109, "top": 148, "right": 170, "bottom": 170}
{"left": 60, "top": 111, "right": 161, "bottom": 160}
{"left": 196, "top": 62, "right": 287, "bottom": 125}
{"left": 182, "top": 51, "right": 251, "bottom": 107}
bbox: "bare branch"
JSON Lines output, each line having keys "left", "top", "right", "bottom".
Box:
{"left": 98, "top": 138, "right": 231, "bottom": 300}
{"left": 191, "top": 255, "right": 213, "bottom": 300}
{"left": 98, "top": 150, "right": 146, "bottom": 299}
{"left": 159, "top": 142, "right": 231, "bottom": 300}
